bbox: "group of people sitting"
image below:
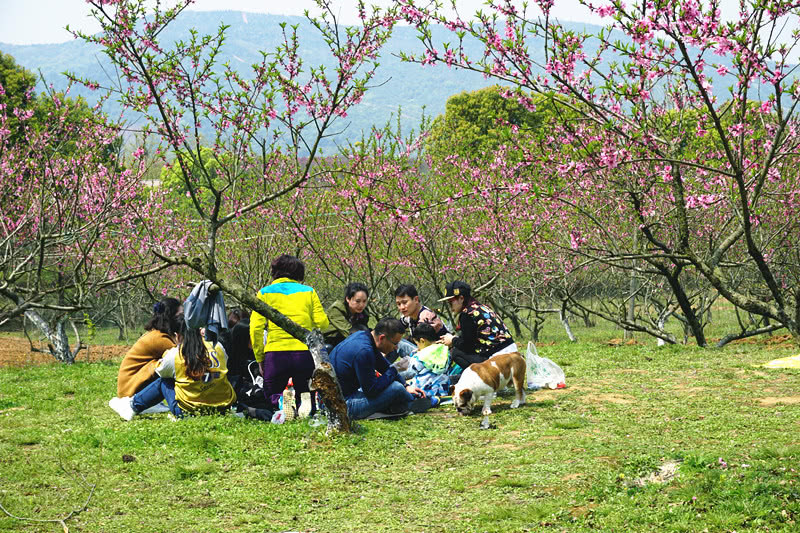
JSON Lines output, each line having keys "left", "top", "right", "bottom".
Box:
{"left": 109, "top": 253, "right": 517, "bottom": 422}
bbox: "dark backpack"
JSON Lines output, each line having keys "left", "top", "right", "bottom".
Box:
{"left": 235, "top": 360, "right": 272, "bottom": 412}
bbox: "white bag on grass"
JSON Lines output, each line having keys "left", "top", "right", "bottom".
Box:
{"left": 526, "top": 342, "right": 566, "bottom": 390}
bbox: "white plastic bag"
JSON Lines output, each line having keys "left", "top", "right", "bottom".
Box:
{"left": 526, "top": 341, "right": 566, "bottom": 390}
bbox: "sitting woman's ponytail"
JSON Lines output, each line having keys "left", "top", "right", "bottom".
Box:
{"left": 176, "top": 318, "right": 211, "bottom": 380}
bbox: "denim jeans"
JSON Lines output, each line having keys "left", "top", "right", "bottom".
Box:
{"left": 345, "top": 380, "right": 414, "bottom": 420}
{"left": 131, "top": 377, "right": 183, "bottom": 417}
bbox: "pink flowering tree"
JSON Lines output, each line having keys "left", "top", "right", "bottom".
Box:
{"left": 0, "top": 77, "right": 169, "bottom": 362}
{"left": 73, "top": 0, "right": 400, "bottom": 431}
{"left": 399, "top": 0, "right": 800, "bottom": 346}
{"left": 283, "top": 120, "right": 435, "bottom": 315}
{"left": 308, "top": 103, "right": 563, "bottom": 336}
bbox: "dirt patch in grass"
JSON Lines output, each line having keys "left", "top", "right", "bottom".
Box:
{"left": 492, "top": 443, "right": 523, "bottom": 450}
{"left": 583, "top": 393, "right": 635, "bottom": 404}
{"left": 607, "top": 338, "right": 640, "bottom": 346}
{"left": 531, "top": 389, "right": 568, "bottom": 399}
{"left": 726, "top": 334, "right": 794, "bottom": 348}
{"left": 570, "top": 503, "right": 598, "bottom": 518}
{"left": 757, "top": 396, "right": 800, "bottom": 406}
{"left": 673, "top": 384, "right": 707, "bottom": 394}
{"left": 0, "top": 336, "right": 127, "bottom": 367}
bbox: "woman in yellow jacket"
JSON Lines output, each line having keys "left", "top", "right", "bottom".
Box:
{"left": 250, "top": 254, "right": 329, "bottom": 410}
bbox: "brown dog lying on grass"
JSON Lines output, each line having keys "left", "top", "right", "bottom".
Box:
{"left": 452, "top": 351, "right": 526, "bottom": 429}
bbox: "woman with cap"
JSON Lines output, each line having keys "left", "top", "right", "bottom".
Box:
{"left": 439, "top": 281, "right": 517, "bottom": 371}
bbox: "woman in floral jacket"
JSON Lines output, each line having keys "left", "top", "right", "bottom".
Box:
{"left": 439, "top": 281, "right": 517, "bottom": 371}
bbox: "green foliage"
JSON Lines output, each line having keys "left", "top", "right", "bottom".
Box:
{"left": 0, "top": 50, "right": 38, "bottom": 143}
{"left": 158, "top": 146, "right": 224, "bottom": 214}
{"left": 1, "top": 50, "right": 119, "bottom": 161}
{"left": 425, "top": 85, "right": 550, "bottom": 162}
{"left": 82, "top": 312, "right": 97, "bottom": 344}
{"left": 0, "top": 50, "right": 36, "bottom": 108}
{"left": 160, "top": 146, "right": 224, "bottom": 193}
{"left": 0, "top": 52, "right": 36, "bottom": 96}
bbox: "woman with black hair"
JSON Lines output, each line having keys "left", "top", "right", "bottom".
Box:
{"left": 322, "top": 282, "right": 371, "bottom": 348}
{"left": 109, "top": 317, "right": 236, "bottom": 420}
{"left": 218, "top": 308, "right": 254, "bottom": 389}
{"left": 249, "top": 254, "right": 329, "bottom": 410}
{"left": 116, "top": 297, "right": 182, "bottom": 397}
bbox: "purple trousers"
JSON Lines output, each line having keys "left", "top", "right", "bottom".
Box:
{"left": 261, "top": 350, "right": 314, "bottom": 409}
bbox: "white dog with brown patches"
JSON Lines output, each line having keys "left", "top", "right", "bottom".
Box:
{"left": 452, "top": 351, "right": 527, "bottom": 428}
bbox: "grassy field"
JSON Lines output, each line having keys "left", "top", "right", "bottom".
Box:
{"left": 1, "top": 316, "right": 799, "bottom": 532}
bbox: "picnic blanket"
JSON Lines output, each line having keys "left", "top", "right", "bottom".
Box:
{"left": 762, "top": 354, "right": 800, "bottom": 369}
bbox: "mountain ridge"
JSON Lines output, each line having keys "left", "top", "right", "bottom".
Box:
{"left": 3, "top": 11, "right": 764, "bottom": 152}
{"left": 1, "top": 11, "right": 558, "bottom": 149}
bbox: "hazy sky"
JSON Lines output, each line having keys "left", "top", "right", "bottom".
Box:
{"left": 3, "top": 0, "right": 614, "bottom": 44}
{"left": 0, "top": 0, "right": 790, "bottom": 56}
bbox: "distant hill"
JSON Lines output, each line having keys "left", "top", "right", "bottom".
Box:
{"left": 1, "top": 11, "right": 555, "bottom": 151}
{"left": 2, "top": 11, "right": 765, "bottom": 153}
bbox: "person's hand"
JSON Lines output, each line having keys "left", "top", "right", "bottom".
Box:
{"left": 407, "top": 385, "right": 426, "bottom": 398}
{"left": 441, "top": 333, "right": 455, "bottom": 347}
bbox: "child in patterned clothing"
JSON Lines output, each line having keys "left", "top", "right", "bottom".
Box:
{"left": 404, "top": 323, "right": 451, "bottom": 400}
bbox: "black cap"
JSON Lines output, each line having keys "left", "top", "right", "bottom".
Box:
{"left": 438, "top": 280, "right": 471, "bottom": 301}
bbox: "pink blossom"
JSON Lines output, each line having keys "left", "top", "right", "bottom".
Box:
{"left": 596, "top": 5, "right": 617, "bottom": 17}
{"left": 728, "top": 123, "right": 745, "bottom": 136}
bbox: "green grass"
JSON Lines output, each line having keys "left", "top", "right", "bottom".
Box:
{"left": 1, "top": 318, "right": 799, "bottom": 531}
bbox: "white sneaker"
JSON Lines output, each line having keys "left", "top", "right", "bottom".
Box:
{"left": 109, "top": 397, "right": 136, "bottom": 421}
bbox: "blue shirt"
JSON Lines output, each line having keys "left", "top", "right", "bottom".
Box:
{"left": 329, "top": 330, "right": 403, "bottom": 398}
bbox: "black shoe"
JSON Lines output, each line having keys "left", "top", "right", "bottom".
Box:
{"left": 363, "top": 410, "right": 408, "bottom": 420}
{"left": 409, "top": 396, "right": 432, "bottom": 414}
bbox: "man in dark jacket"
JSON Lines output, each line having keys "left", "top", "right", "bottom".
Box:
{"left": 439, "top": 281, "right": 517, "bottom": 370}
{"left": 329, "top": 317, "right": 425, "bottom": 420}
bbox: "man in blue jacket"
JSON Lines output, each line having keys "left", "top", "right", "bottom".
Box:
{"left": 330, "top": 317, "right": 425, "bottom": 420}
